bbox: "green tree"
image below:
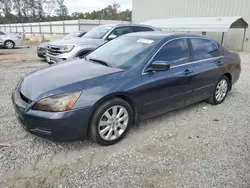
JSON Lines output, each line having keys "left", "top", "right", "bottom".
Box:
{"left": 55, "top": 0, "right": 68, "bottom": 20}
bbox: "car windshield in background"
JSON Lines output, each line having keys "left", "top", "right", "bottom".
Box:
{"left": 63, "top": 32, "right": 82, "bottom": 39}
{"left": 83, "top": 26, "right": 113, "bottom": 39}
{"left": 86, "top": 37, "right": 158, "bottom": 70}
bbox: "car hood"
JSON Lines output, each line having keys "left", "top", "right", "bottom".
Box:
{"left": 49, "top": 38, "right": 105, "bottom": 46}
{"left": 20, "top": 59, "right": 123, "bottom": 101}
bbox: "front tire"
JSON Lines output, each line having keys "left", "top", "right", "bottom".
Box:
{"left": 207, "top": 75, "right": 230, "bottom": 105}
{"left": 90, "top": 98, "right": 133, "bottom": 145}
{"left": 4, "top": 40, "right": 15, "bottom": 49}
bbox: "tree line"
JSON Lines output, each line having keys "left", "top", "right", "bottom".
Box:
{"left": 0, "top": 0, "right": 132, "bottom": 24}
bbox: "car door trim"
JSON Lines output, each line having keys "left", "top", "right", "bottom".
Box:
{"left": 171, "top": 56, "right": 224, "bottom": 69}
{"left": 142, "top": 36, "right": 223, "bottom": 75}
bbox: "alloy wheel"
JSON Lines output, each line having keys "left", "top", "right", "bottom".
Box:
{"left": 5, "top": 41, "right": 14, "bottom": 49}
{"left": 98, "top": 105, "right": 129, "bottom": 141}
{"left": 215, "top": 79, "right": 228, "bottom": 102}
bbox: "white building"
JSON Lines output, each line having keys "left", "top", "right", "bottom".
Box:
{"left": 132, "top": 0, "right": 250, "bottom": 51}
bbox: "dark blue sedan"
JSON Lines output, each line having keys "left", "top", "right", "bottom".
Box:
{"left": 12, "top": 32, "right": 241, "bottom": 145}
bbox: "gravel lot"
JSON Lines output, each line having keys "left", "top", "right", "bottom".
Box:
{"left": 0, "top": 48, "right": 249, "bottom": 188}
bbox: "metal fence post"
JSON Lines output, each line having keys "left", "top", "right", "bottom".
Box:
{"left": 39, "top": 22, "right": 41, "bottom": 35}
{"left": 30, "top": 23, "right": 33, "bottom": 35}
{"left": 50, "top": 21, "right": 52, "bottom": 35}
{"left": 63, "top": 20, "right": 65, "bottom": 34}
{"left": 9, "top": 23, "right": 11, "bottom": 32}
{"left": 22, "top": 23, "right": 24, "bottom": 34}
{"left": 15, "top": 24, "right": 18, "bottom": 33}
{"left": 78, "top": 19, "right": 80, "bottom": 31}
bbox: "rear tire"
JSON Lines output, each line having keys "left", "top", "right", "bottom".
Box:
{"left": 207, "top": 75, "right": 230, "bottom": 105}
{"left": 4, "top": 40, "right": 15, "bottom": 49}
{"left": 89, "top": 98, "right": 133, "bottom": 145}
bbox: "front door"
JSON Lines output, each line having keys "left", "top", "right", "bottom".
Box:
{"left": 140, "top": 38, "right": 195, "bottom": 118}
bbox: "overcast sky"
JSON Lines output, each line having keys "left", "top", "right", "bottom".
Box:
{"left": 64, "top": 0, "right": 132, "bottom": 14}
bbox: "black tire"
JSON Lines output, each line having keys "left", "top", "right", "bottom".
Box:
{"left": 207, "top": 75, "right": 230, "bottom": 105}
{"left": 4, "top": 40, "right": 15, "bottom": 49}
{"left": 90, "top": 98, "right": 133, "bottom": 145}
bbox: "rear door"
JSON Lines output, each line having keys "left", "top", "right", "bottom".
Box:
{"left": 140, "top": 38, "right": 196, "bottom": 118}
{"left": 189, "top": 38, "right": 223, "bottom": 99}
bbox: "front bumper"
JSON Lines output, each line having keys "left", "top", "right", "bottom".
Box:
{"left": 37, "top": 50, "right": 46, "bottom": 58}
{"left": 12, "top": 90, "right": 92, "bottom": 141}
{"left": 46, "top": 52, "right": 74, "bottom": 64}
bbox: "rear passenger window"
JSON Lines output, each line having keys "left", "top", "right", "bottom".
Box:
{"left": 132, "top": 27, "right": 154, "bottom": 32}
{"left": 111, "top": 27, "right": 132, "bottom": 37}
{"left": 153, "top": 39, "right": 189, "bottom": 65}
{"left": 191, "top": 39, "right": 220, "bottom": 61}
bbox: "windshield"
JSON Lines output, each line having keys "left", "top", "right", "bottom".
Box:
{"left": 83, "top": 26, "right": 113, "bottom": 39}
{"left": 86, "top": 37, "right": 158, "bottom": 70}
{"left": 63, "top": 32, "right": 83, "bottom": 39}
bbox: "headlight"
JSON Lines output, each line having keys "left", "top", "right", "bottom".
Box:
{"left": 59, "top": 45, "right": 75, "bottom": 52}
{"left": 32, "top": 91, "right": 81, "bottom": 112}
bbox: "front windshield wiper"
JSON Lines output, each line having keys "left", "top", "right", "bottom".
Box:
{"left": 88, "top": 58, "right": 111, "bottom": 67}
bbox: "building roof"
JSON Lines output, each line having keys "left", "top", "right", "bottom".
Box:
{"left": 141, "top": 16, "right": 248, "bottom": 32}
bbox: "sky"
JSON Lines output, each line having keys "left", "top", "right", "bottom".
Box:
{"left": 64, "top": 0, "right": 132, "bottom": 14}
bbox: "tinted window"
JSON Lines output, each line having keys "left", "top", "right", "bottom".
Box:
{"left": 132, "top": 27, "right": 153, "bottom": 32}
{"left": 191, "top": 38, "right": 220, "bottom": 61}
{"left": 110, "top": 27, "right": 132, "bottom": 37}
{"left": 153, "top": 39, "right": 189, "bottom": 65}
{"left": 0, "top": 31, "right": 6, "bottom": 35}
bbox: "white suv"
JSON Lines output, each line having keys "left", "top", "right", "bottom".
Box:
{"left": 0, "top": 30, "right": 23, "bottom": 49}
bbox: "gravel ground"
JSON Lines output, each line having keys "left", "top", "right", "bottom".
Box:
{"left": 0, "top": 48, "right": 249, "bottom": 188}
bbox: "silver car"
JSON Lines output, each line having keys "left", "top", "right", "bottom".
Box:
{"left": 46, "top": 24, "right": 160, "bottom": 64}
{"left": 0, "top": 30, "right": 23, "bottom": 49}
{"left": 37, "top": 31, "right": 87, "bottom": 58}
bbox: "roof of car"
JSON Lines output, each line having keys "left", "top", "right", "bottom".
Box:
{"left": 124, "top": 31, "right": 214, "bottom": 41}
{"left": 101, "top": 23, "right": 161, "bottom": 31}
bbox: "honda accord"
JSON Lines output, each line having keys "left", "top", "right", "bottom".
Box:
{"left": 12, "top": 32, "right": 241, "bottom": 145}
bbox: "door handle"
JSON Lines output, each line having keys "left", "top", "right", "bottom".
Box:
{"left": 217, "top": 61, "right": 224, "bottom": 66}
{"left": 183, "top": 69, "right": 193, "bottom": 75}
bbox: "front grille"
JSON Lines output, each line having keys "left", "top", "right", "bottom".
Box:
{"left": 20, "top": 92, "right": 32, "bottom": 104}
{"left": 47, "top": 45, "right": 63, "bottom": 56}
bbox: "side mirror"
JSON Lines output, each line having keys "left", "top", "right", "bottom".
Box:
{"left": 107, "top": 34, "right": 117, "bottom": 41}
{"left": 147, "top": 61, "right": 171, "bottom": 72}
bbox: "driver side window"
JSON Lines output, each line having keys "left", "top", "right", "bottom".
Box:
{"left": 110, "top": 27, "right": 132, "bottom": 37}
{"left": 153, "top": 39, "right": 189, "bottom": 66}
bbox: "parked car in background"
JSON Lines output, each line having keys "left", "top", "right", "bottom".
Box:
{"left": 37, "top": 30, "right": 87, "bottom": 58}
{"left": 45, "top": 24, "right": 160, "bottom": 64}
{"left": 12, "top": 33, "right": 241, "bottom": 145}
{"left": 0, "top": 30, "right": 23, "bottom": 49}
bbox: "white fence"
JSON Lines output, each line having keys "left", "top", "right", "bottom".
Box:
{"left": 0, "top": 19, "right": 129, "bottom": 40}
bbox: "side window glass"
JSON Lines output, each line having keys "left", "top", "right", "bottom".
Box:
{"left": 0, "top": 31, "right": 6, "bottom": 35}
{"left": 111, "top": 27, "right": 132, "bottom": 37}
{"left": 133, "top": 27, "right": 153, "bottom": 32}
{"left": 153, "top": 39, "right": 189, "bottom": 65}
{"left": 191, "top": 38, "right": 220, "bottom": 61}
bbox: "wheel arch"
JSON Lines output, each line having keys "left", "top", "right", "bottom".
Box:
{"left": 223, "top": 72, "right": 232, "bottom": 90}
{"left": 4, "top": 39, "right": 15, "bottom": 46}
{"left": 88, "top": 92, "right": 139, "bottom": 130}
